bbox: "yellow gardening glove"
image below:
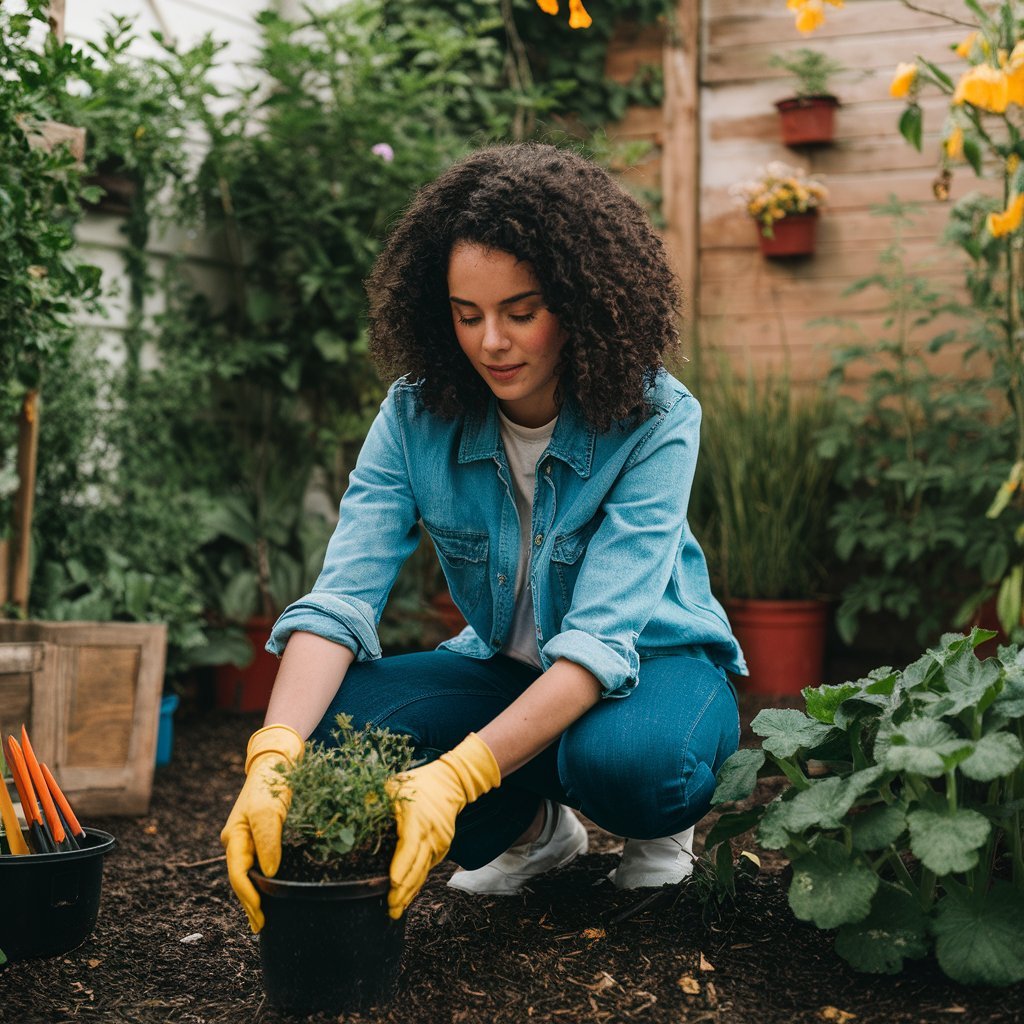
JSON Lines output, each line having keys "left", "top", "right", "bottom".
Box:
{"left": 386, "top": 733, "right": 500, "bottom": 919}
{"left": 220, "top": 724, "right": 304, "bottom": 933}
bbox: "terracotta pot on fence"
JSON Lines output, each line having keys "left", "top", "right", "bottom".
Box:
{"left": 775, "top": 95, "right": 839, "bottom": 146}
{"left": 214, "top": 616, "right": 278, "bottom": 713}
{"left": 758, "top": 212, "right": 819, "bottom": 259}
{"left": 726, "top": 598, "right": 828, "bottom": 696}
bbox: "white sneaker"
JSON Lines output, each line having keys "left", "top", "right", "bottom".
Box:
{"left": 608, "top": 827, "right": 696, "bottom": 889}
{"left": 447, "top": 800, "right": 589, "bottom": 895}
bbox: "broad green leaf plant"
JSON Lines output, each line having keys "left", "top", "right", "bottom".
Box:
{"left": 706, "top": 629, "right": 1024, "bottom": 984}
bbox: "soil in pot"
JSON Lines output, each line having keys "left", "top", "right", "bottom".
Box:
{"left": 252, "top": 838, "right": 405, "bottom": 1014}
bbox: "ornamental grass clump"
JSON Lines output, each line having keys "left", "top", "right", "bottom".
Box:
{"left": 730, "top": 161, "right": 828, "bottom": 238}
{"left": 274, "top": 715, "right": 415, "bottom": 883}
{"left": 706, "top": 629, "right": 1024, "bottom": 985}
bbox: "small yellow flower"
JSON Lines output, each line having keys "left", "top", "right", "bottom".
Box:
{"left": 364, "top": 791, "right": 379, "bottom": 808}
{"left": 953, "top": 63, "right": 1010, "bottom": 113}
{"left": 889, "top": 62, "right": 918, "bottom": 99}
{"left": 568, "top": 0, "right": 591, "bottom": 29}
{"left": 955, "top": 32, "right": 978, "bottom": 58}
{"left": 535, "top": 0, "right": 559, "bottom": 14}
{"left": 787, "top": 0, "right": 843, "bottom": 34}
{"left": 1009, "top": 154, "right": 1021, "bottom": 175}
{"left": 944, "top": 126, "right": 964, "bottom": 160}
{"left": 988, "top": 193, "right": 1024, "bottom": 237}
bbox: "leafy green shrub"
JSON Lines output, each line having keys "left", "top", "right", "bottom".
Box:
{"left": 275, "top": 715, "right": 415, "bottom": 882}
{"left": 706, "top": 629, "right": 1024, "bottom": 984}
{"left": 815, "top": 198, "right": 1013, "bottom": 645}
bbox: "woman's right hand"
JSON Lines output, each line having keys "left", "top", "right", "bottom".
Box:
{"left": 220, "top": 724, "right": 305, "bottom": 933}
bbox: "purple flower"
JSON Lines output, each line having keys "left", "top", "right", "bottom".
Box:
{"left": 372, "top": 142, "right": 394, "bottom": 162}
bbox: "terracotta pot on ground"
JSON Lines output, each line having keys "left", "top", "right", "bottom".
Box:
{"left": 214, "top": 616, "right": 278, "bottom": 712}
{"left": 726, "top": 598, "right": 828, "bottom": 696}
{"left": 775, "top": 95, "right": 839, "bottom": 146}
{"left": 758, "top": 212, "right": 818, "bottom": 259}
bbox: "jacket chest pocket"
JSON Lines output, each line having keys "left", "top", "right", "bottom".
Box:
{"left": 427, "top": 523, "right": 490, "bottom": 616}
{"left": 550, "top": 519, "right": 600, "bottom": 610}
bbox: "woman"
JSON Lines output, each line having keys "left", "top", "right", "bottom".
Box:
{"left": 221, "top": 143, "right": 746, "bottom": 932}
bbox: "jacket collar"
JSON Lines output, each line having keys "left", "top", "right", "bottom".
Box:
{"left": 457, "top": 395, "right": 595, "bottom": 479}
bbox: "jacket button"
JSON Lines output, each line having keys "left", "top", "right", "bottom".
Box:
{"left": 497, "top": 573, "right": 507, "bottom": 585}
{"left": 534, "top": 533, "right": 543, "bottom": 546}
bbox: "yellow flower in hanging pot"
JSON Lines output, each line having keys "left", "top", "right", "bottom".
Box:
{"left": 987, "top": 193, "right": 1024, "bottom": 237}
{"left": 889, "top": 62, "right": 918, "bottom": 98}
{"left": 954, "top": 63, "right": 1011, "bottom": 112}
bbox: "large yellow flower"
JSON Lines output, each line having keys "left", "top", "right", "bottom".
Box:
{"left": 954, "top": 63, "right": 1011, "bottom": 113}
{"left": 988, "top": 193, "right": 1024, "bottom": 237}
{"left": 890, "top": 62, "right": 918, "bottom": 98}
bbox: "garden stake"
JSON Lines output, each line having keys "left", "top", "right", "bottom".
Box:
{"left": 0, "top": 770, "right": 29, "bottom": 856}
{"left": 3, "top": 737, "right": 55, "bottom": 854}
{"left": 41, "top": 763, "right": 83, "bottom": 847}
{"left": 20, "top": 726, "right": 69, "bottom": 850}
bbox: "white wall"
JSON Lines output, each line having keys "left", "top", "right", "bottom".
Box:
{"left": 67, "top": 0, "right": 269, "bottom": 354}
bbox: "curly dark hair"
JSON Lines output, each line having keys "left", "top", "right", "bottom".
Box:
{"left": 367, "top": 143, "right": 681, "bottom": 431}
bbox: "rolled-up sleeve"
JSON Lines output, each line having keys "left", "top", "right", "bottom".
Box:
{"left": 541, "top": 394, "right": 700, "bottom": 697}
{"left": 268, "top": 383, "right": 420, "bottom": 661}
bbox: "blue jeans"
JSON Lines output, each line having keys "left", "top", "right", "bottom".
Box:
{"left": 310, "top": 651, "right": 739, "bottom": 870}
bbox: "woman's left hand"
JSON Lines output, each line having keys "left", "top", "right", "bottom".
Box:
{"left": 386, "top": 733, "right": 501, "bottom": 918}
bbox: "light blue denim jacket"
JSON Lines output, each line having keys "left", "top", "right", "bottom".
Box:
{"left": 268, "top": 369, "right": 747, "bottom": 697}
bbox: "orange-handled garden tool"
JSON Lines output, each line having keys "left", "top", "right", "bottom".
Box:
{"left": 3, "top": 736, "right": 54, "bottom": 854}
{"left": 41, "top": 763, "right": 85, "bottom": 844}
{"left": 0, "top": 765, "right": 29, "bottom": 855}
{"left": 20, "top": 726, "right": 73, "bottom": 851}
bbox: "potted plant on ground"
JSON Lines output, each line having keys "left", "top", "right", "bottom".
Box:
{"left": 689, "top": 353, "right": 837, "bottom": 694}
{"left": 769, "top": 48, "right": 845, "bottom": 146}
{"left": 250, "top": 714, "right": 415, "bottom": 1014}
{"left": 731, "top": 161, "right": 829, "bottom": 258}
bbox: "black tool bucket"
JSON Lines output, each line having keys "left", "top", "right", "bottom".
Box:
{"left": 0, "top": 828, "right": 116, "bottom": 962}
{"left": 250, "top": 869, "right": 406, "bottom": 1013}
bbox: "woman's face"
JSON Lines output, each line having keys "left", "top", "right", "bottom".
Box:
{"left": 447, "top": 243, "right": 566, "bottom": 428}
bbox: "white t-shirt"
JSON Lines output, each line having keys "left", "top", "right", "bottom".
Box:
{"left": 497, "top": 408, "right": 558, "bottom": 669}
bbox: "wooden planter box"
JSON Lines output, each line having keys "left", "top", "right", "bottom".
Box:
{"left": 0, "top": 621, "right": 167, "bottom": 815}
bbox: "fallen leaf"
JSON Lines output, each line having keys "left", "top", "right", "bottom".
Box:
{"left": 820, "top": 1008, "right": 857, "bottom": 1023}
{"left": 706, "top": 981, "right": 719, "bottom": 1008}
{"left": 677, "top": 975, "right": 700, "bottom": 995}
{"left": 179, "top": 933, "right": 203, "bottom": 944}
{"left": 731, "top": 942, "right": 753, "bottom": 949}
{"left": 586, "top": 971, "right": 616, "bottom": 993}
{"left": 144, "top": 824, "right": 158, "bottom": 835}
{"left": 699, "top": 952, "right": 715, "bottom": 972}
{"left": 740, "top": 850, "right": 761, "bottom": 867}
{"left": 86, "top": 959, "right": 101, "bottom": 969}
{"left": 581, "top": 927, "right": 605, "bottom": 941}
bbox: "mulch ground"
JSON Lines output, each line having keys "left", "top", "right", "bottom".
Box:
{"left": 3, "top": 686, "right": 1024, "bottom": 1024}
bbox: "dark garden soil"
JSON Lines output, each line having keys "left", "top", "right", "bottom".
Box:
{"left": 3, "top": 687, "right": 1024, "bottom": 1024}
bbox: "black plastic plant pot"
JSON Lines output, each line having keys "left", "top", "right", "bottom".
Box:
{"left": 250, "top": 869, "right": 406, "bottom": 1014}
{"left": 0, "top": 828, "right": 116, "bottom": 963}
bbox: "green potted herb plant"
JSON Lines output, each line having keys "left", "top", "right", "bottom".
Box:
{"left": 770, "top": 48, "right": 845, "bottom": 146}
{"left": 690, "top": 353, "right": 837, "bottom": 694}
{"left": 250, "top": 715, "right": 415, "bottom": 1014}
{"left": 705, "top": 629, "right": 1024, "bottom": 985}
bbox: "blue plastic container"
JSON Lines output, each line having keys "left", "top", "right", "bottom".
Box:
{"left": 156, "top": 693, "right": 179, "bottom": 766}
